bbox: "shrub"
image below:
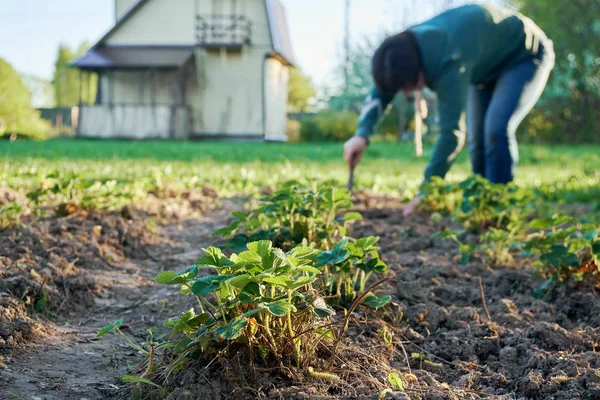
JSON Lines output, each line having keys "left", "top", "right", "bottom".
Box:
{"left": 299, "top": 111, "right": 358, "bottom": 142}
{"left": 0, "top": 58, "right": 51, "bottom": 140}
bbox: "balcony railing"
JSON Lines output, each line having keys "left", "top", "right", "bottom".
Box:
{"left": 195, "top": 14, "right": 252, "bottom": 47}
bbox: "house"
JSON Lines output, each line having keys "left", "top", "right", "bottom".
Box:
{"left": 71, "top": 0, "right": 295, "bottom": 141}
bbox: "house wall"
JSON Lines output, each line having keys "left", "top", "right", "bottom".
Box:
{"left": 115, "top": 0, "right": 139, "bottom": 21}
{"left": 106, "top": 0, "right": 272, "bottom": 48}
{"left": 264, "top": 57, "right": 289, "bottom": 139}
{"left": 189, "top": 47, "right": 264, "bottom": 136}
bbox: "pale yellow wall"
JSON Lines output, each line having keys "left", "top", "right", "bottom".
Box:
{"left": 107, "top": 0, "right": 271, "bottom": 47}
{"left": 99, "top": 70, "right": 185, "bottom": 106}
{"left": 264, "top": 57, "right": 289, "bottom": 138}
{"left": 188, "top": 47, "right": 263, "bottom": 136}
{"left": 115, "top": 0, "right": 139, "bottom": 21}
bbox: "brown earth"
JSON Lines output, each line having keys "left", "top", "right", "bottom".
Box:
{"left": 1, "top": 191, "right": 599, "bottom": 400}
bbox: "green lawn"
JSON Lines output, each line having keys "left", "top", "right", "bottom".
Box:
{"left": 1, "top": 139, "right": 599, "bottom": 203}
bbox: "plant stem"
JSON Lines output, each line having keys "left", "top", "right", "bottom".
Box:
{"left": 117, "top": 329, "right": 148, "bottom": 354}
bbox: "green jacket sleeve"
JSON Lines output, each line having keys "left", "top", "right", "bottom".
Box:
{"left": 354, "top": 87, "right": 395, "bottom": 142}
{"left": 423, "top": 67, "right": 469, "bottom": 181}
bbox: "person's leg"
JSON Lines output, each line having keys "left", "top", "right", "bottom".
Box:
{"left": 467, "top": 84, "right": 494, "bottom": 177}
{"left": 484, "top": 46, "right": 555, "bottom": 183}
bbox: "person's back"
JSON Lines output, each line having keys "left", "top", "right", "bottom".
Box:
{"left": 410, "top": 4, "right": 548, "bottom": 87}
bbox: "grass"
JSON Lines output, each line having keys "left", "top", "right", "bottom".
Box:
{"left": 1, "top": 138, "right": 599, "bottom": 202}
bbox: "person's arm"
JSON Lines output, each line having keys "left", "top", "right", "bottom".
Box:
{"left": 423, "top": 71, "right": 469, "bottom": 181}
{"left": 354, "top": 86, "right": 396, "bottom": 143}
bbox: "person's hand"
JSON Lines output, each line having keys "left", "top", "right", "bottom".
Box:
{"left": 343, "top": 136, "right": 368, "bottom": 168}
{"left": 403, "top": 195, "right": 424, "bottom": 217}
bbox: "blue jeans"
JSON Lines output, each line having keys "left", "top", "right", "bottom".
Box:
{"left": 467, "top": 42, "right": 555, "bottom": 183}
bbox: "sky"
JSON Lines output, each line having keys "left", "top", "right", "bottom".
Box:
{"left": 0, "top": 0, "right": 445, "bottom": 87}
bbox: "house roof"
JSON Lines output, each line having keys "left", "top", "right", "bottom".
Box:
{"left": 265, "top": 0, "right": 295, "bottom": 65}
{"left": 71, "top": 0, "right": 295, "bottom": 68}
{"left": 70, "top": 46, "right": 194, "bottom": 70}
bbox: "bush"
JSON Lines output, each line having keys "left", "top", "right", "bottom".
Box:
{"left": 299, "top": 111, "right": 358, "bottom": 142}
{"left": 0, "top": 58, "right": 51, "bottom": 140}
{"left": 286, "top": 119, "right": 301, "bottom": 143}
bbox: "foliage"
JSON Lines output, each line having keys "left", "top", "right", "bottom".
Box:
{"left": 431, "top": 228, "right": 475, "bottom": 264}
{"left": 523, "top": 216, "right": 600, "bottom": 293}
{"left": 288, "top": 68, "right": 316, "bottom": 113}
{"left": 299, "top": 111, "right": 358, "bottom": 142}
{"left": 2, "top": 141, "right": 599, "bottom": 231}
{"left": 422, "top": 174, "right": 600, "bottom": 292}
{"left": 316, "top": 237, "right": 390, "bottom": 307}
{"left": 52, "top": 42, "right": 97, "bottom": 107}
{"left": 0, "top": 58, "right": 51, "bottom": 139}
{"left": 512, "top": 0, "right": 600, "bottom": 143}
{"left": 214, "top": 181, "right": 360, "bottom": 251}
{"left": 26, "top": 171, "right": 147, "bottom": 213}
{"left": 157, "top": 242, "right": 335, "bottom": 369}
{"left": 420, "top": 175, "right": 532, "bottom": 232}
{"left": 454, "top": 176, "right": 532, "bottom": 232}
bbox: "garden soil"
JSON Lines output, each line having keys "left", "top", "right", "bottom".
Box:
{"left": 1, "top": 192, "right": 599, "bottom": 400}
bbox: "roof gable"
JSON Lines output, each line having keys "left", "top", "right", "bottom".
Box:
{"left": 84, "top": 0, "right": 294, "bottom": 65}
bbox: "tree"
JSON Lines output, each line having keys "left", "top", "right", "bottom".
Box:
{"left": 52, "top": 42, "right": 97, "bottom": 107}
{"left": 287, "top": 68, "right": 316, "bottom": 112}
{"left": 511, "top": 0, "right": 600, "bottom": 143}
{"left": 0, "top": 58, "right": 50, "bottom": 138}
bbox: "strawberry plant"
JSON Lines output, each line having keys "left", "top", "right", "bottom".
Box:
{"left": 213, "top": 181, "right": 361, "bottom": 251}
{"left": 523, "top": 216, "right": 600, "bottom": 293}
{"left": 453, "top": 176, "right": 531, "bottom": 232}
{"left": 155, "top": 241, "right": 336, "bottom": 371}
{"left": 316, "top": 237, "right": 391, "bottom": 307}
{"left": 431, "top": 228, "right": 476, "bottom": 264}
{"left": 418, "top": 177, "right": 461, "bottom": 216}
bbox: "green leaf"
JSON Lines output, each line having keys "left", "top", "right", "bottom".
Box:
{"left": 540, "top": 245, "right": 578, "bottom": 267}
{"left": 288, "top": 246, "right": 320, "bottom": 260}
{"left": 286, "top": 275, "right": 317, "bottom": 290}
{"left": 316, "top": 239, "right": 350, "bottom": 266}
{"left": 242, "top": 282, "right": 261, "bottom": 296}
{"left": 295, "top": 265, "right": 321, "bottom": 275}
{"left": 155, "top": 271, "right": 178, "bottom": 284}
{"left": 229, "top": 274, "right": 251, "bottom": 289}
{"left": 362, "top": 295, "right": 391, "bottom": 309}
{"left": 174, "top": 337, "right": 192, "bottom": 354}
{"left": 388, "top": 373, "right": 405, "bottom": 391}
{"left": 243, "top": 307, "right": 265, "bottom": 318}
{"left": 232, "top": 211, "right": 250, "bottom": 220}
{"left": 155, "top": 265, "right": 199, "bottom": 285}
{"left": 97, "top": 319, "right": 123, "bottom": 337}
{"left": 312, "top": 297, "right": 336, "bottom": 318}
{"left": 191, "top": 275, "right": 234, "bottom": 296}
{"left": 344, "top": 212, "right": 363, "bottom": 221}
{"left": 262, "top": 276, "right": 288, "bottom": 287}
{"left": 212, "top": 221, "right": 241, "bottom": 239}
{"left": 122, "top": 375, "right": 161, "bottom": 388}
{"left": 357, "top": 257, "right": 388, "bottom": 273}
{"left": 354, "top": 236, "right": 379, "bottom": 251}
{"left": 237, "top": 250, "right": 263, "bottom": 263}
{"left": 583, "top": 230, "right": 599, "bottom": 242}
{"left": 196, "top": 247, "right": 234, "bottom": 268}
{"left": 265, "top": 300, "right": 296, "bottom": 317}
{"left": 213, "top": 317, "right": 248, "bottom": 340}
{"left": 247, "top": 240, "right": 273, "bottom": 259}
{"left": 432, "top": 228, "right": 462, "bottom": 239}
